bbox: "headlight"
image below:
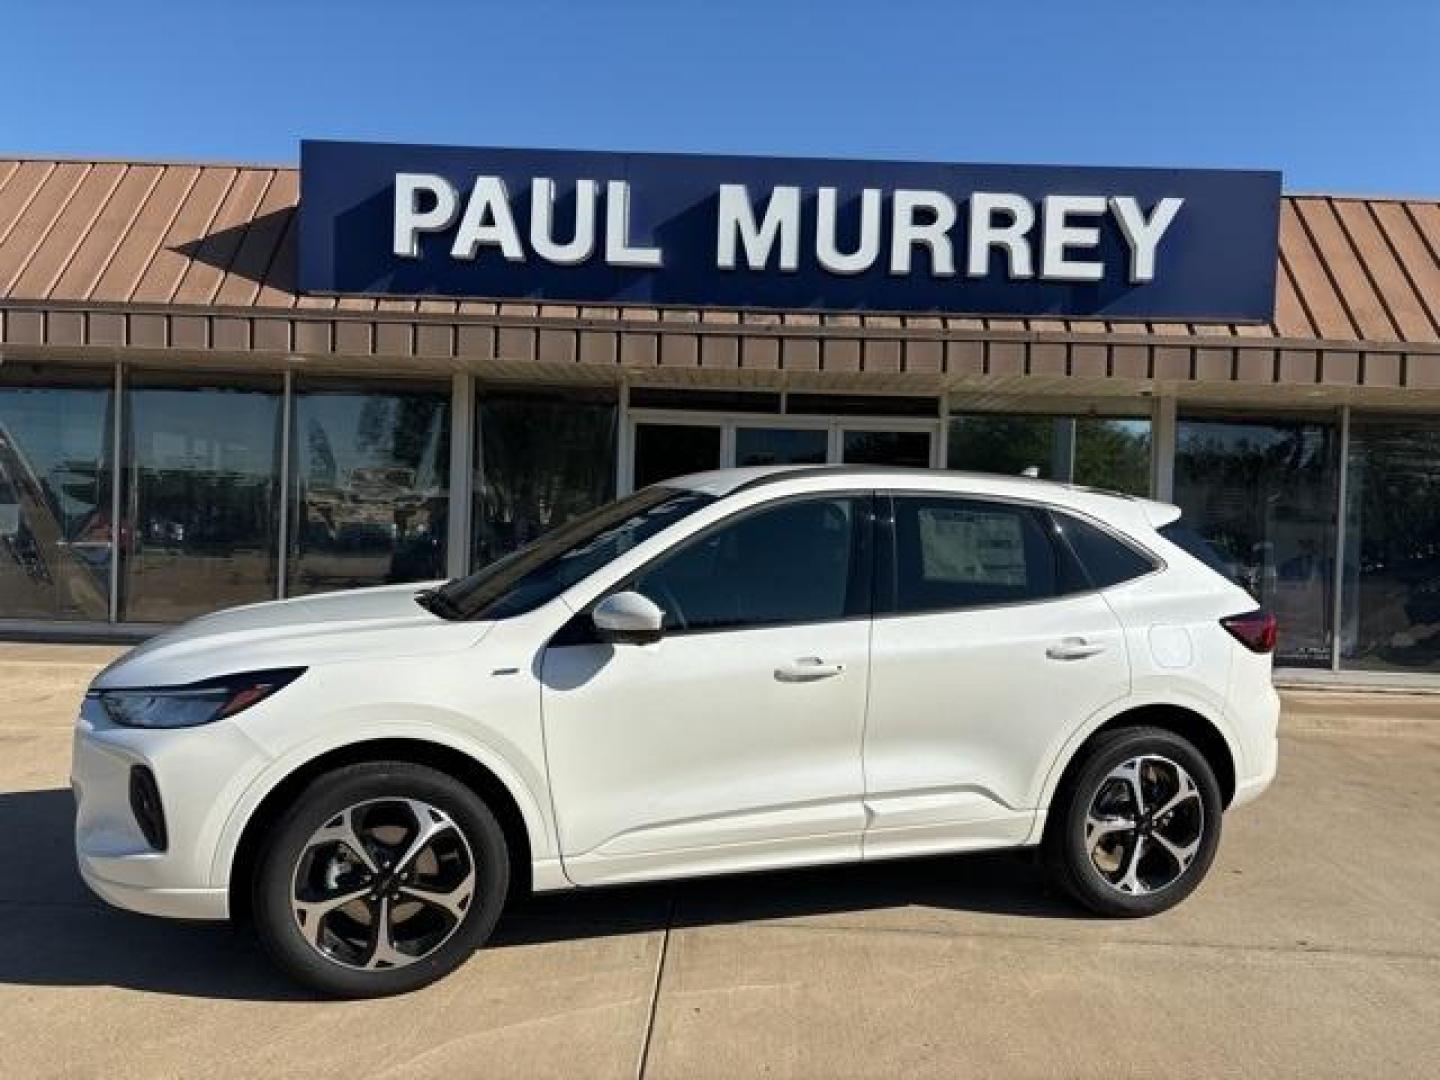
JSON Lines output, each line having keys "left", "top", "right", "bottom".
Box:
{"left": 96, "top": 668, "right": 305, "bottom": 730}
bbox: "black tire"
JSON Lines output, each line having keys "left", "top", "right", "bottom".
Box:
{"left": 251, "top": 761, "right": 510, "bottom": 998}
{"left": 1044, "top": 726, "right": 1223, "bottom": 917}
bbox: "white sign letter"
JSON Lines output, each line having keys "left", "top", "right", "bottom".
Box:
{"left": 530, "top": 177, "right": 598, "bottom": 266}
{"left": 966, "top": 193, "right": 1035, "bottom": 279}
{"left": 1109, "top": 195, "right": 1184, "bottom": 283}
{"left": 816, "top": 187, "right": 882, "bottom": 276}
{"left": 1041, "top": 195, "right": 1106, "bottom": 282}
{"left": 889, "top": 189, "right": 956, "bottom": 276}
{"left": 605, "top": 181, "right": 663, "bottom": 268}
{"left": 716, "top": 184, "right": 801, "bottom": 271}
{"left": 450, "top": 176, "right": 525, "bottom": 262}
{"left": 393, "top": 173, "right": 459, "bottom": 259}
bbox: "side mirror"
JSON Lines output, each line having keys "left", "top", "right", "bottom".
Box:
{"left": 592, "top": 591, "right": 665, "bottom": 645}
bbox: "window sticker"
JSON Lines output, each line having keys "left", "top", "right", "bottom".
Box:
{"left": 918, "top": 507, "right": 1027, "bottom": 586}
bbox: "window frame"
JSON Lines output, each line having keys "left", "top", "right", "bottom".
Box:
{"left": 555, "top": 489, "right": 877, "bottom": 643}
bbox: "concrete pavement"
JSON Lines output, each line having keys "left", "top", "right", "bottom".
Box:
{"left": 0, "top": 644, "right": 1436, "bottom": 1078}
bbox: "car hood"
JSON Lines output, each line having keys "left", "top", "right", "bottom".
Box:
{"left": 93, "top": 581, "right": 492, "bottom": 689}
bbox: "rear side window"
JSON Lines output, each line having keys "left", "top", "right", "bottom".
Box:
{"left": 886, "top": 496, "right": 1058, "bottom": 614}
{"left": 1052, "top": 511, "right": 1159, "bottom": 589}
{"left": 1158, "top": 521, "right": 1240, "bottom": 584}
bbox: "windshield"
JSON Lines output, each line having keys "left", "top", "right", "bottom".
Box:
{"left": 424, "top": 486, "right": 715, "bottom": 620}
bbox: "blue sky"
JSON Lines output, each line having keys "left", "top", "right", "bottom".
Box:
{"left": 2, "top": 1, "right": 1435, "bottom": 194}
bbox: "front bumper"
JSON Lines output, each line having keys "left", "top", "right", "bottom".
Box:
{"left": 71, "top": 697, "right": 274, "bottom": 921}
{"left": 77, "top": 863, "right": 229, "bottom": 920}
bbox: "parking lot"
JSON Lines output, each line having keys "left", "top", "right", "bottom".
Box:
{"left": 2, "top": 644, "right": 1437, "bottom": 1079}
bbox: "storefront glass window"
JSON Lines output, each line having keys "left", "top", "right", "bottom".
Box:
{"left": 1174, "top": 412, "right": 1339, "bottom": 668}
{"left": 947, "top": 414, "right": 1151, "bottom": 495}
{"left": 288, "top": 382, "right": 449, "bottom": 596}
{"left": 1339, "top": 414, "right": 1440, "bottom": 672}
{"left": 473, "top": 388, "right": 617, "bottom": 569}
{"left": 120, "top": 375, "right": 282, "bottom": 622}
{"left": 0, "top": 372, "right": 114, "bottom": 620}
{"left": 1074, "top": 418, "right": 1151, "bottom": 495}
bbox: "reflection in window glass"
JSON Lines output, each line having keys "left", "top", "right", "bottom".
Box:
{"left": 636, "top": 497, "right": 861, "bottom": 632}
{"left": 0, "top": 375, "right": 113, "bottom": 620}
{"left": 948, "top": 415, "right": 1060, "bottom": 478}
{"left": 734, "top": 427, "right": 827, "bottom": 467}
{"left": 474, "top": 390, "right": 617, "bottom": 569}
{"left": 288, "top": 384, "right": 449, "bottom": 596}
{"left": 947, "top": 414, "right": 1151, "bottom": 494}
{"left": 890, "top": 496, "right": 1058, "bottom": 612}
{"left": 1054, "top": 512, "right": 1157, "bottom": 588}
{"left": 1075, "top": 418, "right": 1151, "bottom": 496}
{"left": 633, "top": 423, "right": 721, "bottom": 488}
{"left": 1174, "top": 414, "right": 1338, "bottom": 667}
{"left": 121, "top": 378, "right": 282, "bottom": 622}
{"left": 1340, "top": 414, "right": 1440, "bottom": 671}
{"left": 842, "top": 429, "right": 930, "bottom": 467}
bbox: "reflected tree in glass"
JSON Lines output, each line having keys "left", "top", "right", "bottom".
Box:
{"left": 474, "top": 391, "right": 617, "bottom": 568}
{"left": 948, "top": 415, "right": 1057, "bottom": 477}
{"left": 948, "top": 414, "right": 1150, "bottom": 495}
{"left": 121, "top": 380, "right": 282, "bottom": 622}
{"left": 0, "top": 380, "right": 113, "bottom": 620}
{"left": 289, "top": 385, "right": 450, "bottom": 596}
{"left": 1340, "top": 414, "right": 1440, "bottom": 671}
{"left": 1174, "top": 415, "right": 1338, "bottom": 667}
{"left": 1075, "top": 418, "right": 1151, "bottom": 496}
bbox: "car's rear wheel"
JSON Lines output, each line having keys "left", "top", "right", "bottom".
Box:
{"left": 1044, "top": 726, "right": 1223, "bottom": 917}
{"left": 251, "top": 761, "right": 509, "bottom": 997}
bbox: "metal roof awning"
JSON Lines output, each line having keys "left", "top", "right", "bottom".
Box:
{"left": 1, "top": 157, "right": 1438, "bottom": 397}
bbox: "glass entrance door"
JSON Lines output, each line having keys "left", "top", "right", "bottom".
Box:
{"left": 840, "top": 428, "right": 933, "bottom": 468}
{"left": 628, "top": 411, "right": 940, "bottom": 491}
{"left": 734, "top": 426, "right": 829, "bottom": 467}
{"left": 632, "top": 422, "right": 723, "bottom": 489}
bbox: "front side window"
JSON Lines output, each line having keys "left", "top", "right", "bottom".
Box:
{"left": 886, "top": 495, "right": 1059, "bottom": 614}
{"left": 633, "top": 495, "right": 869, "bottom": 633}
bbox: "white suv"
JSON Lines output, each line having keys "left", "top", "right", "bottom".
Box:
{"left": 72, "top": 466, "right": 1279, "bottom": 997}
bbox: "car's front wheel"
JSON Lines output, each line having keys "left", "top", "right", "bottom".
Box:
{"left": 251, "top": 761, "right": 510, "bottom": 997}
{"left": 1045, "top": 726, "right": 1223, "bottom": 917}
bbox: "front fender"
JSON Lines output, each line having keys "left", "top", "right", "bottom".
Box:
{"left": 208, "top": 716, "right": 558, "bottom": 889}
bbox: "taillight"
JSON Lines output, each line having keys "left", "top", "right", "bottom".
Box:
{"left": 1221, "top": 610, "right": 1277, "bottom": 654}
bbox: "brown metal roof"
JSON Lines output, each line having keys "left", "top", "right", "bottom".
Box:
{"left": 0, "top": 156, "right": 1433, "bottom": 340}
{"left": 1, "top": 156, "right": 1439, "bottom": 395}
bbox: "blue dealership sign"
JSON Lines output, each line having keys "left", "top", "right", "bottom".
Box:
{"left": 299, "top": 139, "right": 1281, "bottom": 321}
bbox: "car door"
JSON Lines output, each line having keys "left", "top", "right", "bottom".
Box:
{"left": 541, "top": 491, "right": 874, "bottom": 886}
{"left": 861, "top": 492, "right": 1130, "bottom": 860}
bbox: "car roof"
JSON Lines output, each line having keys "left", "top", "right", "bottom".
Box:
{"left": 662, "top": 465, "right": 1181, "bottom": 529}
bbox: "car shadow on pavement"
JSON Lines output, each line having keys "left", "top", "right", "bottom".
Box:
{"left": 0, "top": 787, "right": 1082, "bottom": 1001}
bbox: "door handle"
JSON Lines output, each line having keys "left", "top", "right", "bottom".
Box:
{"left": 1046, "top": 637, "right": 1107, "bottom": 661}
{"left": 774, "top": 657, "right": 846, "bottom": 682}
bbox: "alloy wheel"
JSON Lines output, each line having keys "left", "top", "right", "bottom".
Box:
{"left": 1084, "top": 754, "right": 1205, "bottom": 896}
{"left": 290, "top": 798, "right": 476, "bottom": 970}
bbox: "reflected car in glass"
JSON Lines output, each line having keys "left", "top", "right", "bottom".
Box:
{"left": 71, "top": 466, "right": 1279, "bottom": 997}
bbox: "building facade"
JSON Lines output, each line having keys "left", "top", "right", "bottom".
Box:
{"left": 1, "top": 150, "right": 1439, "bottom": 685}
